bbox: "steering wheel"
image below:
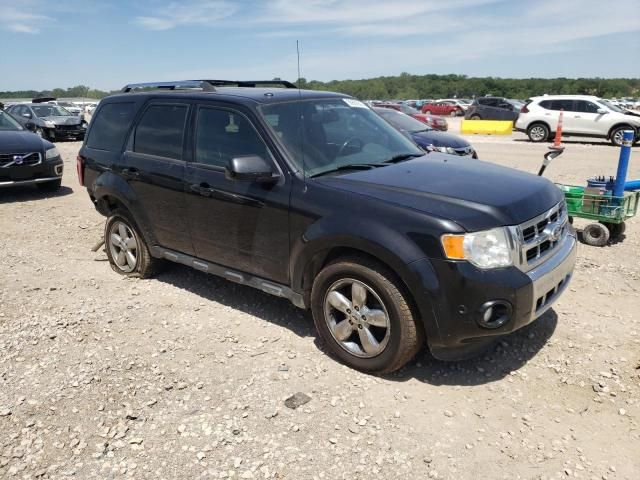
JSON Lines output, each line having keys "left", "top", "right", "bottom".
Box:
{"left": 336, "top": 137, "right": 364, "bottom": 158}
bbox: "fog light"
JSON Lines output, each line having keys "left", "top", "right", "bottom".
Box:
{"left": 477, "top": 300, "right": 512, "bottom": 329}
{"left": 54, "top": 164, "right": 64, "bottom": 175}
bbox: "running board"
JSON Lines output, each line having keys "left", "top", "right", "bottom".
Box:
{"left": 150, "top": 246, "right": 306, "bottom": 309}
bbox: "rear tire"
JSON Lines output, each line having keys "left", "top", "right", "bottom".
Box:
{"left": 311, "top": 255, "right": 423, "bottom": 374}
{"left": 527, "top": 123, "right": 550, "bottom": 143}
{"left": 424, "top": 110, "right": 432, "bottom": 115}
{"left": 470, "top": 114, "right": 481, "bottom": 120}
{"left": 36, "top": 179, "right": 61, "bottom": 192}
{"left": 582, "top": 223, "right": 610, "bottom": 247}
{"left": 104, "top": 209, "right": 163, "bottom": 278}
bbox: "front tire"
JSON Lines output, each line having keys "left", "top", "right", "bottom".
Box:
{"left": 610, "top": 126, "right": 635, "bottom": 147}
{"left": 527, "top": 123, "right": 550, "bottom": 142}
{"left": 470, "top": 114, "right": 482, "bottom": 120}
{"left": 311, "top": 256, "right": 423, "bottom": 374}
{"left": 105, "top": 209, "right": 163, "bottom": 278}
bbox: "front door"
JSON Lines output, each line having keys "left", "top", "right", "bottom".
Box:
{"left": 185, "top": 105, "right": 290, "bottom": 284}
{"left": 572, "top": 100, "right": 605, "bottom": 135}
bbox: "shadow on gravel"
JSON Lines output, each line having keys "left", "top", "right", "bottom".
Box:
{"left": 0, "top": 185, "right": 73, "bottom": 203}
{"left": 392, "top": 310, "right": 558, "bottom": 386}
{"left": 155, "top": 264, "right": 315, "bottom": 338}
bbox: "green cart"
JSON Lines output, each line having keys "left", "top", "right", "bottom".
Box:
{"left": 556, "top": 184, "right": 640, "bottom": 246}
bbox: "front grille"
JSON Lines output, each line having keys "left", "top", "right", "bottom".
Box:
{"left": 55, "top": 124, "right": 82, "bottom": 131}
{"left": 513, "top": 201, "right": 569, "bottom": 271}
{"left": 0, "top": 152, "right": 42, "bottom": 168}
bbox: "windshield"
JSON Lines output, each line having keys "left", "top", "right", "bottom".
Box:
{"left": 260, "top": 98, "right": 423, "bottom": 177}
{"left": 32, "top": 105, "right": 73, "bottom": 117}
{"left": 0, "top": 110, "right": 23, "bottom": 131}
{"left": 375, "top": 108, "right": 432, "bottom": 133}
{"left": 598, "top": 99, "right": 625, "bottom": 113}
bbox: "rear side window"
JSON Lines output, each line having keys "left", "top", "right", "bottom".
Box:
{"left": 87, "top": 102, "right": 136, "bottom": 151}
{"left": 134, "top": 104, "right": 188, "bottom": 160}
{"left": 544, "top": 99, "right": 575, "bottom": 111}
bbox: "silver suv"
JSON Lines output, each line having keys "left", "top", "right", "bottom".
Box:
{"left": 516, "top": 95, "right": 640, "bottom": 146}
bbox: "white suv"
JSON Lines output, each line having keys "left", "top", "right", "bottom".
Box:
{"left": 515, "top": 95, "right": 640, "bottom": 146}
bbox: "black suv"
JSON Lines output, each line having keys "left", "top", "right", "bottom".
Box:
{"left": 79, "top": 80, "right": 577, "bottom": 373}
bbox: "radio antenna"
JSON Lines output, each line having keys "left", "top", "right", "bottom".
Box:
{"left": 296, "top": 40, "right": 306, "bottom": 183}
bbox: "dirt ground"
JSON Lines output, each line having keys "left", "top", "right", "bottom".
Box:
{"left": 1, "top": 127, "right": 639, "bottom": 480}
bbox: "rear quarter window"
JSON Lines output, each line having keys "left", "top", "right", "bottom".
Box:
{"left": 86, "top": 102, "right": 136, "bottom": 151}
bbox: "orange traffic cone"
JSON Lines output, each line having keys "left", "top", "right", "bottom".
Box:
{"left": 553, "top": 109, "right": 564, "bottom": 148}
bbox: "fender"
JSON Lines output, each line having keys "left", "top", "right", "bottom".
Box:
{"left": 290, "top": 214, "right": 445, "bottom": 343}
{"left": 92, "top": 171, "right": 158, "bottom": 248}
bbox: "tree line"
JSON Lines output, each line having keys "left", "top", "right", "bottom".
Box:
{"left": 2, "top": 74, "right": 639, "bottom": 101}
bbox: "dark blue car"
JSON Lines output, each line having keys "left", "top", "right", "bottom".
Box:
{"left": 374, "top": 107, "right": 477, "bottom": 158}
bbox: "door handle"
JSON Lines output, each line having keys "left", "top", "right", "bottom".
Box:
{"left": 574, "top": 115, "right": 581, "bottom": 118}
{"left": 191, "top": 183, "right": 214, "bottom": 197}
{"left": 122, "top": 167, "right": 140, "bottom": 177}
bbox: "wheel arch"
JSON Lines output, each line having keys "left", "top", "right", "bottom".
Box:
{"left": 92, "top": 171, "right": 157, "bottom": 247}
{"left": 607, "top": 123, "right": 637, "bottom": 139}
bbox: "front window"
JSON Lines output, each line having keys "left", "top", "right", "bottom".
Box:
{"left": 260, "top": 98, "right": 422, "bottom": 177}
{"left": 0, "top": 110, "right": 23, "bottom": 131}
{"left": 598, "top": 99, "right": 624, "bottom": 113}
{"left": 31, "top": 105, "right": 73, "bottom": 117}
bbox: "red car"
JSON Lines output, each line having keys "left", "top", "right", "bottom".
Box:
{"left": 421, "top": 101, "right": 463, "bottom": 117}
{"left": 375, "top": 103, "right": 448, "bottom": 131}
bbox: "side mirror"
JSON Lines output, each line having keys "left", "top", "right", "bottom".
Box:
{"left": 597, "top": 108, "right": 608, "bottom": 114}
{"left": 225, "top": 155, "right": 277, "bottom": 183}
{"left": 25, "top": 121, "right": 36, "bottom": 132}
{"left": 22, "top": 113, "right": 32, "bottom": 119}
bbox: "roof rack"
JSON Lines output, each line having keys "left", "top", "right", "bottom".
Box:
{"left": 120, "top": 79, "right": 297, "bottom": 93}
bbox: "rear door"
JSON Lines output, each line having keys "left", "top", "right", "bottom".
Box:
{"left": 184, "top": 104, "right": 290, "bottom": 283}
{"left": 550, "top": 99, "right": 578, "bottom": 133}
{"left": 122, "top": 101, "right": 194, "bottom": 254}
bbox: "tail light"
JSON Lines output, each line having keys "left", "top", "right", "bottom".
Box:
{"left": 76, "top": 154, "right": 85, "bottom": 186}
{"left": 520, "top": 105, "right": 530, "bottom": 113}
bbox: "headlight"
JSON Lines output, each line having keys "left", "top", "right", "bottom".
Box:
{"left": 441, "top": 227, "right": 513, "bottom": 269}
{"left": 45, "top": 147, "right": 60, "bottom": 160}
{"left": 428, "top": 145, "right": 456, "bottom": 154}
{"left": 44, "top": 120, "right": 56, "bottom": 128}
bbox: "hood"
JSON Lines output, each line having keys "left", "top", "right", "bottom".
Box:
{"left": 0, "top": 130, "right": 49, "bottom": 152}
{"left": 42, "top": 115, "right": 82, "bottom": 125}
{"left": 411, "top": 130, "right": 470, "bottom": 149}
{"left": 314, "top": 154, "right": 563, "bottom": 231}
{"left": 622, "top": 110, "right": 640, "bottom": 119}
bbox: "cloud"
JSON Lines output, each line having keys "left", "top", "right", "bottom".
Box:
{"left": 134, "top": 0, "right": 237, "bottom": 30}
{"left": 0, "top": 1, "right": 52, "bottom": 34}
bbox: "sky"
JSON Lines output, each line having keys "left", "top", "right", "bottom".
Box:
{"left": 1, "top": 0, "right": 639, "bottom": 91}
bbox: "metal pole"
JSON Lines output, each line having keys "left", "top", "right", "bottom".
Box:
{"left": 613, "top": 130, "right": 634, "bottom": 198}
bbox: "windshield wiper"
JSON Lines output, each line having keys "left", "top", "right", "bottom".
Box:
{"left": 384, "top": 153, "right": 424, "bottom": 164}
{"left": 310, "top": 163, "right": 386, "bottom": 178}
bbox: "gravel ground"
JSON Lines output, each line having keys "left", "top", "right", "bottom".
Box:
{"left": 1, "top": 130, "right": 639, "bottom": 480}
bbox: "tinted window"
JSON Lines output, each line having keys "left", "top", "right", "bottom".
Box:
{"left": 479, "top": 98, "right": 498, "bottom": 107}
{"left": 539, "top": 100, "right": 552, "bottom": 110}
{"left": 574, "top": 101, "right": 600, "bottom": 113}
{"left": 134, "top": 104, "right": 188, "bottom": 160}
{"left": 87, "top": 102, "right": 136, "bottom": 151}
{"left": 195, "top": 108, "right": 268, "bottom": 168}
{"left": 549, "top": 100, "right": 574, "bottom": 111}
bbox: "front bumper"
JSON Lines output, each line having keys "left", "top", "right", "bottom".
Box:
{"left": 49, "top": 126, "right": 85, "bottom": 139}
{"left": 418, "top": 231, "right": 577, "bottom": 360}
{"left": 0, "top": 158, "right": 63, "bottom": 188}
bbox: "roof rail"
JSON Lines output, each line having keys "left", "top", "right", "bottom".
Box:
{"left": 120, "top": 79, "right": 297, "bottom": 93}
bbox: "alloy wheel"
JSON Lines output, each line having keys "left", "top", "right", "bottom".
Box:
{"left": 108, "top": 221, "right": 138, "bottom": 273}
{"left": 323, "top": 278, "right": 391, "bottom": 358}
{"left": 529, "top": 125, "right": 546, "bottom": 141}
